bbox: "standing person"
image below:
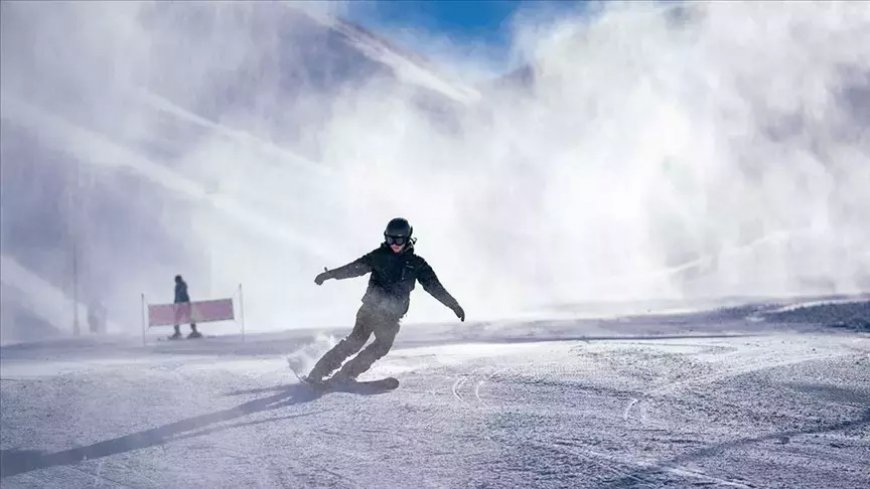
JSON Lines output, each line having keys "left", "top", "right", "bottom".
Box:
{"left": 306, "top": 218, "right": 465, "bottom": 384}
{"left": 171, "top": 275, "right": 201, "bottom": 339}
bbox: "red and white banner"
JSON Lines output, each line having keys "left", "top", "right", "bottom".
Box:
{"left": 147, "top": 299, "right": 234, "bottom": 327}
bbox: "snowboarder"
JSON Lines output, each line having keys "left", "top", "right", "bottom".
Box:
{"left": 171, "top": 275, "right": 201, "bottom": 339}
{"left": 306, "top": 218, "right": 465, "bottom": 384}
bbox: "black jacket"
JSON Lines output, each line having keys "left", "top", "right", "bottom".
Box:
{"left": 174, "top": 281, "right": 190, "bottom": 304}
{"left": 324, "top": 244, "right": 460, "bottom": 317}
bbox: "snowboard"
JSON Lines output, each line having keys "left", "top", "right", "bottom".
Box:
{"left": 289, "top": 364, "right": 399, "bottom": 393}
{"left": 313, "top": 376, "right": 399, "bottom": 393}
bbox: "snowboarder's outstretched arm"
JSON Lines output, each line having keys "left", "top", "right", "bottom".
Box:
{"left": 417, "top": 259, "right": 465, "bottom": 321}
{"left": 315, "top": 254, "right": 373, "bottom": 285}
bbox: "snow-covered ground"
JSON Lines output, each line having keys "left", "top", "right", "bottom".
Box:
{"left": 1, "top": 299, "right": 868, "bottom": 488}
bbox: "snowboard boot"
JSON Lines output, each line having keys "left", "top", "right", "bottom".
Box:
{"left": 187, "top": 330, "right": 203, "bottom": 339}
{"left": 302, "top": 370, "right": 326, "bottom": 385}
{"left": 300, "top": 375, "right": 325, "bottom": 386}
{"left": 327, "top": 371, "right": 356, "bottom": 387}
{"left": 169, "top": 327, "right": 183, "bottom": 340}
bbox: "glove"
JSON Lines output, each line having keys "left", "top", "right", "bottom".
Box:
{"left": 314, "top": 268, "right": 330, "bottom": 286}
{"left": 453, "top": 305, "right": 465, "bottom": 322}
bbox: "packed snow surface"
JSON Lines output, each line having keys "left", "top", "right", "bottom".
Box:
{"left": 2, "top": 301, "right": 868, "bottom": 488}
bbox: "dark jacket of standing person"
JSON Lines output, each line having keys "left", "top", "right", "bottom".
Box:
{"left": 175, "top": 276, "right": 190, "bottom": 304}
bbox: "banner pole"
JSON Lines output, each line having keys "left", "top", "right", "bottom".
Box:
{"left": 141, "top": 293, "right": 147, "bottom": 346}
{"left": 239, "top": 283, "right": 246, "bottom": 342}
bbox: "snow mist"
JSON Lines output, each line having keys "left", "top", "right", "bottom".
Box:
{"left": 1, "top": 1, "right": 868, "bottom": 339}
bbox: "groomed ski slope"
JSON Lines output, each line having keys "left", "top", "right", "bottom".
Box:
{"left": 1, "top": 301, "right": 868, "bottom": 488}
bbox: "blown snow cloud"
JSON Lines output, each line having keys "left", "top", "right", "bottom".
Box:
{"left": 1, "top": 1, "right": 868, "bottom": 336}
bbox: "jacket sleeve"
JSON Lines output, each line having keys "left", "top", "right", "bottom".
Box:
{"left": 417, "top": 258, "right": 461, "bottom": 310}
{"left": 325, "top": 252, "right": 374, "bottom": 280}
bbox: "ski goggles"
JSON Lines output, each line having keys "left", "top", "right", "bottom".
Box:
{"left": 385, "top": 235, "right": 408, "bottom": 246}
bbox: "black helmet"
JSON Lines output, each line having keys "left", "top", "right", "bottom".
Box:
{"left": 384, "top": 218, "right": 413, "bottom": 245}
